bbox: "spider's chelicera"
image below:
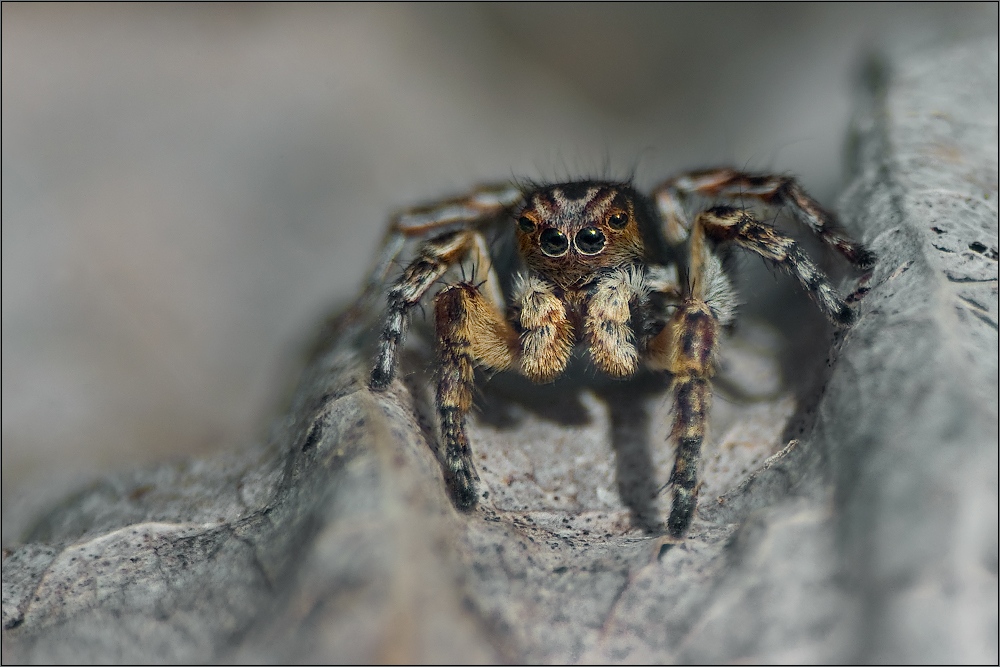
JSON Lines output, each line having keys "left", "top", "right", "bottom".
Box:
{"left": 366, "top": 168, "right": 875, "bottom": 537}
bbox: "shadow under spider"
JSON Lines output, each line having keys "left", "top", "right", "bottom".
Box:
{"left": 477, "top": 366, "right": 670, "bottom": 533}
{"left": 393, "top": 283, "right": 839, "bottom": 535}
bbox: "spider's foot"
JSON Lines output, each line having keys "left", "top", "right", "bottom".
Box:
{"left": 369, "top": 366, "right": 393, "bottom": 391}
{"left": 445, "top": 461, "right": 479, "bottom": 510}
{"left": 854, "top": 247, "right": 878, "bottom": 270}
{"left": 667, "top": 488, "right": 697, "bottom": 538}
{"left": 835, "top": 303, "right": 857, "bottom": 327}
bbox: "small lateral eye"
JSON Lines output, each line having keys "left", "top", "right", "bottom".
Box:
{"left": 518, "top": 216, "right": 536, "bottom": 233}
{"left": 608, "top": 212, "right": 628, "bottom": 229}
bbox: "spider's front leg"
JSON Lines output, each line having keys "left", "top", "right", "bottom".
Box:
{"left": 654, "top": 301, "right": 717, "bottom": 537}
{"left": 370, "top": 229, "right": 476, "bottom": 389}
{"left": 653, "top": 168, "right": 876, "bottom": 269}
{"left": 648, "top": 225, "right": 737, "bottom": 537}
{"left": 436, "top": 273, "right": 578, "bottom": 507}
{"left": 434, "top": 282, "right": 518, "bottom": 507}
{"left": 369, "top": 183, "right": 522, "bottom": 389}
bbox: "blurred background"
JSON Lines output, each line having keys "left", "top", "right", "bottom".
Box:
{"left": 3, "top": 3, "right": 995, "bottom": 510}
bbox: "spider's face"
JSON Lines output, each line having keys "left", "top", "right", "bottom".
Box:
{"left": 515, "top": 182, "right": 645, "bottom": 288}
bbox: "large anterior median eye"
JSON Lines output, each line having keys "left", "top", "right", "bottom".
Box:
{"left": 574, "top": 227, "right": 606, "bottom": 254}
{"left": 540, "top": 228, "right": 569, "bottom": 256}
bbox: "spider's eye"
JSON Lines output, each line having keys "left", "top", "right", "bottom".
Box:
{"left": 539, "top": 228, "right": 569, "bottom": 256}
{"left": 608, "top": 212, "right": 628, "bottom": 229}
{"left": 518, "top": 216, "right": 536, "bottom": 233}
{"left": 574, "top": 227, "right": 606, "bottom": 255}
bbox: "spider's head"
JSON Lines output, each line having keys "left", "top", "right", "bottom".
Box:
{"left": 515, "top": 182, "right": 645, "bottom": 287}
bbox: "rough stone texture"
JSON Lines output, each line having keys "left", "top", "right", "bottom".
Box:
{"left": 3, "top": 36, "right": 997, "bottom": 664}
{"left": 828, "top": 36, "right": 998, "bottom": 663}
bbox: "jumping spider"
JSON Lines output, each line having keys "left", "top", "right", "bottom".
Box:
{"left": 367, "top": 168, "right": 874, "bottom": 537}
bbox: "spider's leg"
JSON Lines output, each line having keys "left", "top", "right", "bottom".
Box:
{"left": 513, "top": 274, "right": 574, "bottom": 384}
{"left": 434, "top": 281, "right": 518, "bottom": 508}
{"left": 369, "top": 184, "right": 522, "bottom": 389}
{"left": 370, "top": 229, "right": 475, "bottom": 389}
{"left": 647, "top": 224, "right": 735, "bottom": 538}
{"left": 652, "top": 168, "right": 875, "bottom": 268}
{"left": 649, "top": 182, "right": 694, "bottom": 247}
{"left": 698, "top": 205, "right": 856, "bottom": 326}
{"left": 584, "top": 267, "right": 648, "bottom": 378}
{"left": 362, "top": 182, "right": 524, "bottom": 298}
{"left": 469, "top": 228, "right": 505, "bottom": 309}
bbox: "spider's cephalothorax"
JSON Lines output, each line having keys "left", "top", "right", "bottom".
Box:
{"left": 366, "top": 169, "right": 874, "bottom": 537}
{"left": 515, "top": 182, "right": 646, "bottom": 287}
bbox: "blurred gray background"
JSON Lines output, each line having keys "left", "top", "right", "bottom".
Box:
{"left": 3, "top": 3, "right": 995, "bottom": 509}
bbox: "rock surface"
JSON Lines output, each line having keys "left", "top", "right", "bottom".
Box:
{"left": 3, "top": 36, "right": 997, "bottom": 664}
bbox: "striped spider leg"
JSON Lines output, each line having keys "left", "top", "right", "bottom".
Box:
{"left": 646, "top": 214, "right": 738, "bottom": 537}
{"left": 369, "top": 183, "right": 522, "bottom": 390}
{"left": 654, "top": 168, "right": 876, "bottom": 325}
{"left": 653, "top": 168, "right": 877, "bottom": 270}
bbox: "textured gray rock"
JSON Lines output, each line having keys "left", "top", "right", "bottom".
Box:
{"left": 3, "top": 36, "right": 997, "bottom": 664}
{"left": 828, "top": 36, "right": 998, "bottom": 664}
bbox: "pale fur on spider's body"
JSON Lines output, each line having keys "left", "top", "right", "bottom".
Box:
{"left": 367, "top": 169, "right": 875, "bottom": 537}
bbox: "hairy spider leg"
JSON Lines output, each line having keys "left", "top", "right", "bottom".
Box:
{"left": 698, "top": 205, "right": 857, "bottom": 325}
{"left": 369, "top": 185, "right": 521, "bottom": 390}
{"left": 652, "top": 168, "right": 876, "bottom": 268}
{"left": 469, "top": 229, "right": 505, "bottom": 308}
{"left": 370, "top": 229, "right": 475, "bottom": 389}
{"left": 434, "top": 282, "right": 518, "bottom": 507}
{"left": 362, "top": 183, "right": 523, "bottom": 301}
{"left": 647, "top": 217, "right": 736, "bottom": 537}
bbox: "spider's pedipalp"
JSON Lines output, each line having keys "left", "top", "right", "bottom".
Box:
{"left": 513, "top": 273, "right": 574, "bottom": 384}
{"left": 585, "top": 267, "right": 648, "bottom": 377}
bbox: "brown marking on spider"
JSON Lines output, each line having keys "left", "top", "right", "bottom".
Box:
{"left": 367, "top": 170, "right": 875, "bottom": 536}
